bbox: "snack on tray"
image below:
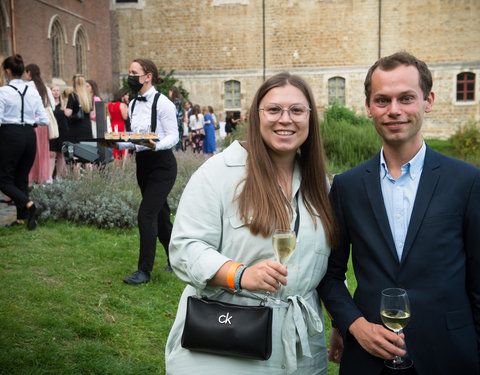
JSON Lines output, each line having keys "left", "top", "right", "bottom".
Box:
{"left": 105, "top": 132, "right": 120, "bottom": 140}
{"left": 129, "top": 133, "right": 144, "bottom": 140}
{"left": 143, "top": 132, "right": 157, "bottom": 139}
{"left": 120, "top": 132, "right": 129, "bottom": 141}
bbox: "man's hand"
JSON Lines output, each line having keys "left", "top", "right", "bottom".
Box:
{"left": 349, "top": 317, "right": 406, "bottom": 359}
{"left": 328, "top": 327, "right": 343, "bottom": 363}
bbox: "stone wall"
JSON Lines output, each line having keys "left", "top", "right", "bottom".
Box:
{"left": 111, "top": 0, "right": 480, "bottom": 137}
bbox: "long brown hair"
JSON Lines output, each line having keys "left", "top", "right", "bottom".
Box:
{"left": 25, "top": 64, "right": 50, "bottom": 108}
{"left": 236, "top": 72, "right": 337, "bottom": 248}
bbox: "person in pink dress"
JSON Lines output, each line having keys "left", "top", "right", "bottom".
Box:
{"left": 108, "top": 89, "right": 129, "bottom": 164}
{"left": 25, "top": 64, "right": 54, "bottom": 185}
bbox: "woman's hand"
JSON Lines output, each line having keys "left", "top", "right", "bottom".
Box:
{"left": 241, "top": 260, "right": 287, "bottom": 292}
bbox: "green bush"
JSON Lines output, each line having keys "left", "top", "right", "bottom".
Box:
{"left": 31, "top": 152, "right": 205, "bottom": 228}
{"left": 321, "top": 104, "right": 381, "bottom": 172}
{"left": 222, "top": 121, "right": 247, "bottom": 148}
{"left": 449, "top": 121, "right": 480, "bottom": 167}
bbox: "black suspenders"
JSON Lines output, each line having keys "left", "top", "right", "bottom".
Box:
{"left": 8, "top": 84, "right": 28, "bottom": 124}
{"left": 130, "top": 92, "right": 161, "bottom": 132}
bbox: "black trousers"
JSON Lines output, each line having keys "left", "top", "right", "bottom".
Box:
{"left": 135, "top": 149, "right": 177, "bottom": 272}
{"left": 0, "top": 124, "right": 37, "bottom": 220}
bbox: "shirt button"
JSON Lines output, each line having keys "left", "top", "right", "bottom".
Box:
{"left": 396, "top": 186, "right": 400, "bottom": 190}
{"left": 281, "top": 365, "right": 286, "bottom": 369}
{"left": 399, "top": 243, "right": 403, "bottom": 248}
{"left": 288, "top": 289, "right": 292, "bottom": 294}
{"left": 396, "top": 214, "right": 401, "bottom": 219}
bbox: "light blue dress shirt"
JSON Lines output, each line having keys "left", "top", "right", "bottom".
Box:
{"left": 380, "top": 142, "right": 426, "bottom": 260}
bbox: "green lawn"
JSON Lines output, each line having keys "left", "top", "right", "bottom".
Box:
{"left": 0, "top": 220, "right": 354, "bottom": 375}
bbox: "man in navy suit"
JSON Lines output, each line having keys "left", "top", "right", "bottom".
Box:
{"left": 318, "top": 52, "right": 480, "bottom": 375}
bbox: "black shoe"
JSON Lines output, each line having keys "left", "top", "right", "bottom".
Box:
{"left": 7, "top": 221, "right": 23, "bottom": 227}
{"left": 163, "top": 266, "right": 173, "bottom": 272}
{"left": 123, "top": 270, "right": 150, "bottom": 285}
{"left": 27, "top": 204, "right": 43, "bottom": 231}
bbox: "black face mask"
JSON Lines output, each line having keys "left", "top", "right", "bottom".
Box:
{"left": 127, "top": 75, "right": 144, "bottom": 93}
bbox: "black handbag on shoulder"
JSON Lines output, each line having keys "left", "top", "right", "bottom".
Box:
{"left": 71, "top": 93, "right": 85, "bottom": 120}
{"left": 181, "top": 295, "right": 273, "bottom": 360}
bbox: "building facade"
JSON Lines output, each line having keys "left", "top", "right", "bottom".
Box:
{"left": 0, "top": 0, "right": 113, "bottom": 96}
{"left": 111, "top": 0, "right": 480, "bottom": 138}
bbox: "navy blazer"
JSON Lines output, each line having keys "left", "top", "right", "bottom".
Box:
{"left": 318, "top": 146, "right": 480, "bottom": 375}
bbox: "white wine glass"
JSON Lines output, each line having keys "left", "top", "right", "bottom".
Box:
{"left": 272, "top": 229, "right": 296, "bottom": 265}
{"left": 380, "top": 288, "right": 413, "bottom": 370}
{"left": 271, "top": 229, "right": 296, "bottom": 303}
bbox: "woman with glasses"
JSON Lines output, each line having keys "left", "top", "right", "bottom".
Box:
{"left": 165, "top": 72, "right": 337, "bottom": 374}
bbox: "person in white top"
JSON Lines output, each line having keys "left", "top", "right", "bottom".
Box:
{"left": 0, "top": 54, "right": 49, "bottom": 230}
{"left": 188, "top": 104, "right": 204, "bottom": 153}
{"left": 102, "top": 58, "right": 179, "bottom": 284}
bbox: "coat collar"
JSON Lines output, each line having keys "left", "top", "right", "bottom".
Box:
{"left": 362, "top": 145, "right": 441, "bottom": 264}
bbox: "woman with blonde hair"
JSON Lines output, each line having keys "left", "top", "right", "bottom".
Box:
{"left": 64, "top": 74, "right": 92, "bottom": 142}
{"left": 166, "top": 72, "right": 337, "bottom": 374}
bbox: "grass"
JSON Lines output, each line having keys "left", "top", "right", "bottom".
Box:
{"left": 1, "top": 138, "right": 468, "bottom": 375}
{"left": 0, "top": 219, "right": 356, "bottom": 375}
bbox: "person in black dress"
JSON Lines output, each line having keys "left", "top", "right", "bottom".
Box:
{"left": 64, "top": 74, "right": 92, "bottom": 142}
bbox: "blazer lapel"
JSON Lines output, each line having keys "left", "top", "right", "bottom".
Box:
{"left": 363, "top": 154, "right": 398, "bottom": 263}
{"left": 401, "top": 147, "right": 441, "bottom": 263}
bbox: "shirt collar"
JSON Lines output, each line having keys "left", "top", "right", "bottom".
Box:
{"left": 140, "top": 86, "right": 156, "bottom": 100}
{"left": 380, "top": 140, "right": 426, "bottom": 181}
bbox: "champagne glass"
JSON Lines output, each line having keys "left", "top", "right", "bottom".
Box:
{"left": 272, "top": 229, "right": 296, "bottom": 265}
{"left": 380, "top": 288, "right": 413, "bottom": 370}
{"left": 271, "top": 229, "right": 296, "bottom": 302}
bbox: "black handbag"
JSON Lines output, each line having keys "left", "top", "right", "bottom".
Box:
{"left": 181, "top": 295, "right": 273, "bottom": 360}
{"left": 71, "top": 93, "right": 85, "bottom": 120}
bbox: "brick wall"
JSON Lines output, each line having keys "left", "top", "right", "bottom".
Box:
{"left": 2, "top": 0, "right": 113, "bottom": 96}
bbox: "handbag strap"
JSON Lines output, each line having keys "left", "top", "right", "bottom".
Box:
{"left": 293, "top": 191, "right": 300, "bottom": 237}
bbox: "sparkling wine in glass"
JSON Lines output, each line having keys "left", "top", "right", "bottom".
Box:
{"left": 380, "top": 288, "right": 413, "bottom": 370}
{"left": 271, "top": 229, "right": 296, "bottom": 303}
{"left": 272, "top": 229, "right": 296, "bottom": 265}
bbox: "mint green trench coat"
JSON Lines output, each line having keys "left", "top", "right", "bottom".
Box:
{"left": 165, "top": 141, "right": 331, "bottom": 374}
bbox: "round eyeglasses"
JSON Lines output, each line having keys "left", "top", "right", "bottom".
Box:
{"left": 258, "top": 103, "right": 311, "bottom": 122}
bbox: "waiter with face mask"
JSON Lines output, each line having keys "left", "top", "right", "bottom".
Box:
{"left": 105, "top": 58, "right": 178, "bottom": 284}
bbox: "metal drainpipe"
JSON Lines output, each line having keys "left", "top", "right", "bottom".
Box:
{"left": 262, "top": 0, "right": 266, "bottom": 81}
{"left": 10, "top": 0, "right": 15, "bottom": 54}
{"left": 378, "top": 0, "right": 381, "bottom": 59}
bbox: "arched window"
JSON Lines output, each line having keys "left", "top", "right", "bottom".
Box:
{"left": 74, "top": 27, "right": 88, "bottom": 75}
{"left": 457, "top": 72, "right": 475, "bottom": 101}
{"left": 50, "top": 19, "right": 65, "bottom": 78}
{"left": 225, "top": 80, "right": 241, "bottom": 109}
{"left": 328, "top": 76, "right": 345, "bottom": 105}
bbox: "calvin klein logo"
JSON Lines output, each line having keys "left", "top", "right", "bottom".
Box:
{"left": 218, "top": 312, "right": 232, "bottom": 324}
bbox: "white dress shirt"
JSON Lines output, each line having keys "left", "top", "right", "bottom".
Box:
{"left": 119, "top": 86, "right": 178, "bottom": 152}
{"left": 0, "top": 79, "right": 49, "bottom": 126}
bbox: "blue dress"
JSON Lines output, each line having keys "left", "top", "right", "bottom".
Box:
{"left": 203, "top": 113, "right": 216, "bottom": 154}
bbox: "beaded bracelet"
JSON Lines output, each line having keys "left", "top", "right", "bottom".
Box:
{"left": 234, "top": 265, "right": 247, "bottom": 292}
{"left": 226, "top": 262, "right": 243, "bottom": 289}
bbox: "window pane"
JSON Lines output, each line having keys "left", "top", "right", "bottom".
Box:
{"left": 467, "top": 92, "right": 474, "bottom": 100}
